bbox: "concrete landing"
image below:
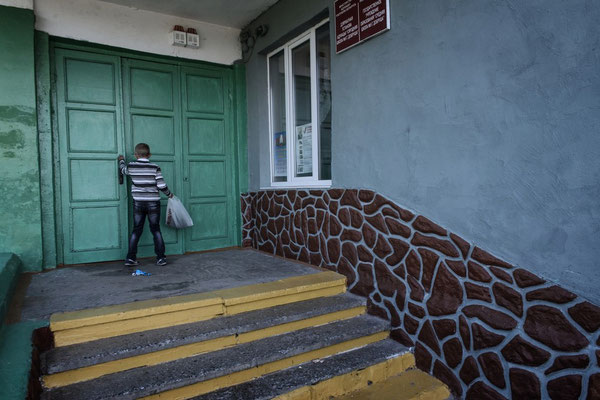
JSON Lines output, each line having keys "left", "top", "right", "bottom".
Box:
{"left": 18, "top": 249, "right": 321, "bottom": 321}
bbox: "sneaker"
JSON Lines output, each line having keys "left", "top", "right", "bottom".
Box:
{"left": 124, "top": 259, "right": 139, "bottom": 266}
{"left": 156, "top": 258, "right": 167, "bottom": 266}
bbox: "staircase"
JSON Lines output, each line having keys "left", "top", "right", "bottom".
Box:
{"left": 38, "top": 270, "right": 450, "bottom": 400}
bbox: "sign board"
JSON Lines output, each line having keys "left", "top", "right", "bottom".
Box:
{"left": 273, "top": 131, "right": 287, "bottom": 178}
{"left": 335, "top": 0, "right": 390, "bottom": 53}
{"left": 295, "top": 123, "right": 313, "bottom": 175}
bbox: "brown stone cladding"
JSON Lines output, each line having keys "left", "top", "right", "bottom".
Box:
{"left": 240, "top": 190, "right": 600, "bottom": 398}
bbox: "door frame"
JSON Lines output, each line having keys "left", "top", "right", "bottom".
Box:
{"left": 47, "top": 37, "right": 246, "bottom": 265}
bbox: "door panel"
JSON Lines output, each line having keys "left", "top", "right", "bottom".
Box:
{"left": 182, "top": 67, "right": 236, "bottom": 251}
{"left": 186, "top": 74, "right": 224, "bottom": 113}
{"left": 131, "top": 115, "right": 175, "bottom": 155}
{"left": 189, "top": 160, "right": 227, "bottom": 197}
{"left": 71, "top": 206, "right": 122, "bottom": 251}
{"left": 122, "top": 59, "right": 184, "bottom": 258}
{"left": 69, "top": 159, "right": 119, "bottom": 201}
{"left": 130, "top": 68, "right": 174, "bottom": 110}
{"left": 189, "top": 202, "right": 229, "bottom": 240}
{"left": 65, "top": 58, "right": 116, "bottom": 105}
{"left": 67, "top": 109, "right": 117, "bottom": 152}
{"left": 188, "top": 118, "right": 225, "bottom": 155}
{"left": 55, "top": 49, "right": 128, "bottom": 264}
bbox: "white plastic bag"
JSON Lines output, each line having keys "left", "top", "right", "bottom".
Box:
{"left": 166, "top": 196, "right": 194, "bottom": 228}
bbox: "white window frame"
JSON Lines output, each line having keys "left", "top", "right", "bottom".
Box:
{"left": 266, "top": 18, "right": 331, "bottom": 188}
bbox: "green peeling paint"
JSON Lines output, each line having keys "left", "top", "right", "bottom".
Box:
{"left": 0, "top": 129, "right": 25, "bottom": 148}
{"left": 0, "top": 5, "right": 43, "bottom": 272}
{"left": 0, "top": 105, "right": 37, "bottom": 126}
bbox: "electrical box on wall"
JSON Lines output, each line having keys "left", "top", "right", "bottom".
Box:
{"left": 186, "top": 28, "right": 200, "bottom": 48}
{"left": 171, "top": 25, "right": 186, "bottom": 46}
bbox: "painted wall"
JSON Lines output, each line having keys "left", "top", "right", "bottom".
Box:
{"left": 244, "top": 0, "right": 600, "bottom": 304}
{"left": 0, "top": 5, "right": 43, "bottom": 271}
{"left": 0, "top": 0, "right": 31, "bottom": 9}
{"left": 34, "top": 0, "right": 242, "bottom": 65}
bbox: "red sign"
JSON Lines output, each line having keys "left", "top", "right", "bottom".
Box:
{"left": 335, "top": 0, "right": 390, "bottom": 53}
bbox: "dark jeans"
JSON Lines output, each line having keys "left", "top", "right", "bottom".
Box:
{"left": 127, "top": 200, "right": 165, "bottom": 260}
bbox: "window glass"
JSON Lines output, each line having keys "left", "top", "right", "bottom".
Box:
{"left": 269, "top": 50, "right": 287, "bottom": 182}
{"left": 292, "top": 40, "right": 313, "bottom": 178}
{"left": 316, "top": 23, "right": 331, "bottom": 180}
{"left": 267, "top": 20, "right": 331, "bottom": 186}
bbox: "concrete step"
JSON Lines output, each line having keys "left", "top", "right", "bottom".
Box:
{"left": 41, "top": 314, "right": 390, "bottom": 400}
{"left": 41, "top": 294, "right": 366, "bottom": 388}
{"left": 49, "top": 270, "right": 346, "bottom": 347}
{"left": 332, "top": 369, "right": 451, "bottom": 400}
{"left": 189, "top": 339, "right": 414, "bottom": 400}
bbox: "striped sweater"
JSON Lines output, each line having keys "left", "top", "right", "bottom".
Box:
{"left": 119, "top": 158, "right": 172, "bottom": 201}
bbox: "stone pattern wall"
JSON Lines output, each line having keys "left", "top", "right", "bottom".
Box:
{"left": 241, "top": 189, "right": 600, "bottom": 399}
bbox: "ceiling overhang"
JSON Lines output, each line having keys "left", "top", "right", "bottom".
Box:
{"left": 97, "top": 0, "right": 278, "bottom": 29}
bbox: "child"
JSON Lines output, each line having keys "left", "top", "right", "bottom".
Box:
{"left": 118, "top": 143, "right": 173, "bottom": 266}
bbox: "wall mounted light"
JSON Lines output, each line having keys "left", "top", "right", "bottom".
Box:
{"left": 171, "top": 25, "right": 186, "bottom": 47}
{"left": 186, "top": 28, "right": 200, "bottom": 48}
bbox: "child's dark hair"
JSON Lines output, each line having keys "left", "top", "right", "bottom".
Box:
{"left": 134, "top": 143, "right": 150, "bottom": 157}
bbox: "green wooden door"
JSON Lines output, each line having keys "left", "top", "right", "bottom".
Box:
{"left": 122, "top": 58, "right": 184, "bottom": 258}
{"left": 181, "top": 67, "right": 237, "bottom": 251}
{"left": 55, "top": 47, "right": 239, "bottom": 264}
{"left": 54, "top": 49, "right": 128, "bottom": 264}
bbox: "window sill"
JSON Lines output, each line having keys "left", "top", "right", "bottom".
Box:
{"left": 261, "top": 181, "right": 332, "bottom": 190}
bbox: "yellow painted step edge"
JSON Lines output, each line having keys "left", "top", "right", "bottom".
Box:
{"left": 43, "top": 306, "right": 366, "bottom": 388}
{"left": 224, "top": 285, "right": 346, "bottom": 315}
{"left": 50, "top": 271, "right": 345, "bottom": 332}
{"left": 217, "top": 271, "right": 346, "bottom": 306}
{"left": 53, "top": 303, "right": 225, "bottom": 347}
{"left": 139, "top": 331, "right": 389, "bottom": 400}
{"left": 329, "top": 369, "right": 451, "bottom": 400}
{"left": 52, "top": 284, "right": 347, "bottom": 347}
{"left": 274, "top": 353, "right": 417, "bottom": 400}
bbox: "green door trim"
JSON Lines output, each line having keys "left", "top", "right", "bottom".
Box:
{"left": 35, "top": 31, "right": 58, "bottom": 269}
{"left": 232, "top": 63, "right": 248, "bottom": 246}
{"left": 51, "top": 37, "right": 229, "bottom": 72}
{"left": 46, "top": 37, "right": 247, "bottom": 264}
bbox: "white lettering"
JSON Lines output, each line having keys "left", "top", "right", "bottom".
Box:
{"left": 362, "top": 0, "right": 382, "bottom": 13}
{"left": 360, "top": 15, "right": 375, "bottom": 26}
{"left": 335, "top": 1, "right": 357, "bottom": 17}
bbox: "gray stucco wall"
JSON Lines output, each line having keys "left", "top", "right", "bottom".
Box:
{"left": 244, "top": 0, "right": 600, "bottom": 304}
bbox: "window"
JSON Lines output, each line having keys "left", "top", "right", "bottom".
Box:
{"left": 268, "top": 19, "right": 332, "bottom": 186}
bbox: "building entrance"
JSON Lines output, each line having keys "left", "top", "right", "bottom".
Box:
{"left": 54, "top": 47, "right": 238, "bottom": 264}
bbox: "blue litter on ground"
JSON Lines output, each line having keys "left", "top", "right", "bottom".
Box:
{"left": 132, "top": 269, "right": 151, "bottom": 276}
